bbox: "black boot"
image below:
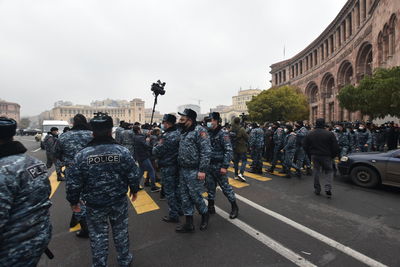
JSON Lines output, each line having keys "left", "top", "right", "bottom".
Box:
{"left": 200, "top": 212, "right": 209, "bottom": 231}
{"left": 57, "top": 173, "right": 65, "bottom": 181}
{"left": 267, "top": 166, "right": 275, "bottom": 173}
{"left": 306, "top": 167, "right": 312, "bottom": 176}
{"left": 76, "top": 219, "right": 89, "bottom": 238}
{"left": 208, "top": 200, "right": 216, "bottom": 214}
{"left": 295, "top": 169, "right": 302, "bottom": 178}
{"left": 175, "top": 216, "right": 195, "bottom": 233}
{"left": 229, "top": 201, "right": 239, "bottom": 219}
{"left": 69, "top": 213, "right": 79, "bottom": 228}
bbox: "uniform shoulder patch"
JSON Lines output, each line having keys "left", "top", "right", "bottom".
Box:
{"left": 26, "top": 163, "right": 47, "bottom": 179}
{"left": 200, "top": 131, "right": 208, "bottom": 138}
{"left": 87, "top": 154, "right": 121, "bottom": 165}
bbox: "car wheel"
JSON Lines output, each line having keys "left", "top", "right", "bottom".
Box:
{"left": 350, "top": 165, "right": 380, "bottom": 188}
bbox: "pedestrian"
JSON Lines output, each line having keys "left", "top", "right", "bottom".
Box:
{"left": 303, "top": 118, "right": 340, "bottom": 198}
{"left": 249, "top": 122, "right": 264, "bottom": 174}
{"left": 230, "top": 117, "right": 248, "bottom": 182}
{"left": 43, "top": 126, "right": 63, "bottom": 181}
{"left": 176, "top": 108, "right": 211, "bottom": 233}
{"left": 133, "top": 125, "right": 161, "bottom": 192}
{"left": 55, "top": 113, "right": 93, "bottom": 238}
{"left": 153, "top": 114, "right": 182, "bottom": 223}
{"left": 0, "top": 117, "right": 52, "bottom": 266}
{"left": 386, "top": 122, "right": 399, "bottom": 150}
{"left": 66, "top": 113, "right": 141, "bottom": 267}
{"left": 205, "top": 112, "right": 239, "bottom": 219}
{"left": 120, "top": 123, "right": 136, "bottom": 159}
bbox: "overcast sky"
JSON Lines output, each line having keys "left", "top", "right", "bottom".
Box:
{"left": 0, "top": 0, "right": 348, "bottom": 116}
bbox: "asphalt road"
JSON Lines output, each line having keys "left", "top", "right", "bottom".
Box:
{"left": 15, "top": 136, "right": 400, "bottom": 267}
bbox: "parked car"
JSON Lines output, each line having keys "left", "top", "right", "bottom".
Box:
{"left": 338, "top": 149, "right": 400, "bottom": 188}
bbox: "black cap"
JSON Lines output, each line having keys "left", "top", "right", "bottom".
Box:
{"left": 0, "top": 117, "right": 17, "bottom": 139}
{"left": 90, "top": 112, "right": 113, "bottom": 130}
{"left": 162, "top": 114, "right": 176, "bottom": 124}
{"left": 315, "top": 118, "right": 326, "bottom": 128}
{"left": 209, "top": 112, "right": 221, "bottom": 122}
{"left": 50, "top": 127, "right": 59, "bottom": 132}
{"left": 178, "top": 108, "right": 197, "bottom": 122}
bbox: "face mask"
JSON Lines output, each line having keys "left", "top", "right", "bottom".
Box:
{"left": 206, "top": 122, "right": 212, "bottom": 128}
{"left": 284, "top": 129, "right": 288, "bottom": 133}
{"left": 268, "top": 127, "right": 272, "bottom": 130}
{"left": 359, "top": 127, "right": 364, "bottom": 130}
{"left": 178, "top": 122, "right": 186, "bottom": 129}
{"left": 161, "top": 124, "right": 165, "bottom": 130}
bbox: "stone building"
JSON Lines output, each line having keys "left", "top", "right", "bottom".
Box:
{"left": 144, "top": 108, "right": 163, "bottom": 123}
{"left": 0, "top": 99, "right": 20, "bottom": 123}
{"left": 50, "top": 98, "right": 145, "bottom": 125}
{"left": 213, "top": 89, "right": 262, "bottom": 123}
{"left": 270, "top": 0, "right": 399, "bottom": 123}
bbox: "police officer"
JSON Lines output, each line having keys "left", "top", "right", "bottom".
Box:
{"left": 332, "top": 124, "right": 350, "bottom": 157}
{"left": 66, "top": 113, "right": 141, "bottom": 267}
{"left": 0, "top": 117, "right": 52, "bottom": 266}
{"left": 43, "top": 126, "right": 63, "bottom": 181}
{"left": 282, "top": 125, "right": 301, "bottom": 178}
{"left": 205, "top": 112, "right": 239, "bottom": 219}
{"left": 55, "top": 113, "right": 92, "bottom": 237}
{"left": 153, "top": 114, "right": 182, "bottom": 223}
{"left": 119, "top": 123, "right": 136, "bottom": 159}
{"left": 267, "top": 122, "right": 285, "bottom": 174}
{"left": 294, "top": 121, "right": 312, "bottom": 175}
{"left": 249, "top": 122, "right": 265, "bottom": 174}
{"left": 356, "top": 124, "right": 372, "bottom": 152}
{"left": 176, "top": 108, "right": 211, "bottom": 233}
{"left": 115, "top": 120, "right": 125, "bottom": 144}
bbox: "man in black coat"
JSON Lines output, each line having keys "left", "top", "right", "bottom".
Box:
{"left": 303, "top": 118, "right": 340, "bottom": 198}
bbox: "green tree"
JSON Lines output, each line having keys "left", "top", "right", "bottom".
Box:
{"left": 19, "top": 117, "right": 31, "bottom": 129}
{"left": 338, "top": 66, "right": 400, "bottom": 119}
{"left": 247, "top": 85, "right": 309, "bottom": 123}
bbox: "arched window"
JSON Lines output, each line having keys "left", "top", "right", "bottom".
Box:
{"left": 377, "top": 31, "right": 383, "bottom": 64}
{"left": 389, "top": 14, "right": 397, "bottom": 56}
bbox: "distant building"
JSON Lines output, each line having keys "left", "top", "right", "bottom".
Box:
{"left": 212, "top": 89, "right": 262, "bottom": 124}
{"left": 49, "top": 98, "right": 145, "bottom": 125}
{"left": 178, "top": 104, "right": 201, "bottom": 115}
{"left": 144, "top": 108, "right": 163, "bottom": 123}
{"left": 0, "top": 99, "right": 20, "bottom": 123}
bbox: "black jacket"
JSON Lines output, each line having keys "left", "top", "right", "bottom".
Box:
{"left": 133, "top": 133, "right": 152, "bottom": 162}
{"left": 303, "top": 128, "right": 340, "bottom": 158}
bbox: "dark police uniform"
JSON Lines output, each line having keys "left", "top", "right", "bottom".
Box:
{"left": 153, "top": 120, "right": 182, "bottom": 222}
{"left": 66, "top": 114, "right": 140, "bottom": 267}
{"left": 0, "top": 117, "right": 52, "bottom": 266}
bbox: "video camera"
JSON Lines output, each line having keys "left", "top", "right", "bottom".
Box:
{"left": 151, "top": 80, "right": 166, "bottom": 96}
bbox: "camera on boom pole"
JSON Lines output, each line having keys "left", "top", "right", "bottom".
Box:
{"left": 150, "top": 80, "right": 166, "bottom": 125}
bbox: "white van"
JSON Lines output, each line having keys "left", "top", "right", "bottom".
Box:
{"left": 40, "top": 120, "right": 69, "bottom": 149}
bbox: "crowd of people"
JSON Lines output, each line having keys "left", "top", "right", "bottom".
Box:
{"left": 1, "top": 110, "right": 399, "bottom": 267}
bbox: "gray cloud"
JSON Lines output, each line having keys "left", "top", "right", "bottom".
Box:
{"left": 0, "top": 0, "right": 347, "bottom": 116}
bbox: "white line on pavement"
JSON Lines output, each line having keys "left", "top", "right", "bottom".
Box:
{"left": 233, "top": 193, "right": 388, "bottom": 267}
{"left": 214, "top": 206, "right": 317, "bottom": 267}
{"left": 32, "top": 148, "right": 41, "bottom": 152}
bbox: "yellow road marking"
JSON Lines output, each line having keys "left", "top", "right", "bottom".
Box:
{"left": 228, "top": 167, "right": 273, "bottom": 181}
{"left": 228, "top": 177, "right": 249, "bottom": 188}
{"left": 202, "top": 192, "right": 208, "bottom": 197}
{"left": 69, "top": 224, "right": 81, "bottom": 232}
{"left": 128, "top": 189, "right": 160, "bottom": 214}
{"left": 156, "top": 182, "right": 162, "bottom": 187}
{"left": 49, "top": 171, "right": 61, "bottom": 198}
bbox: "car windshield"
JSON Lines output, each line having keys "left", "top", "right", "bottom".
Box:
{"left": 43, "top": 125, "right": 67, "bottom": 132}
